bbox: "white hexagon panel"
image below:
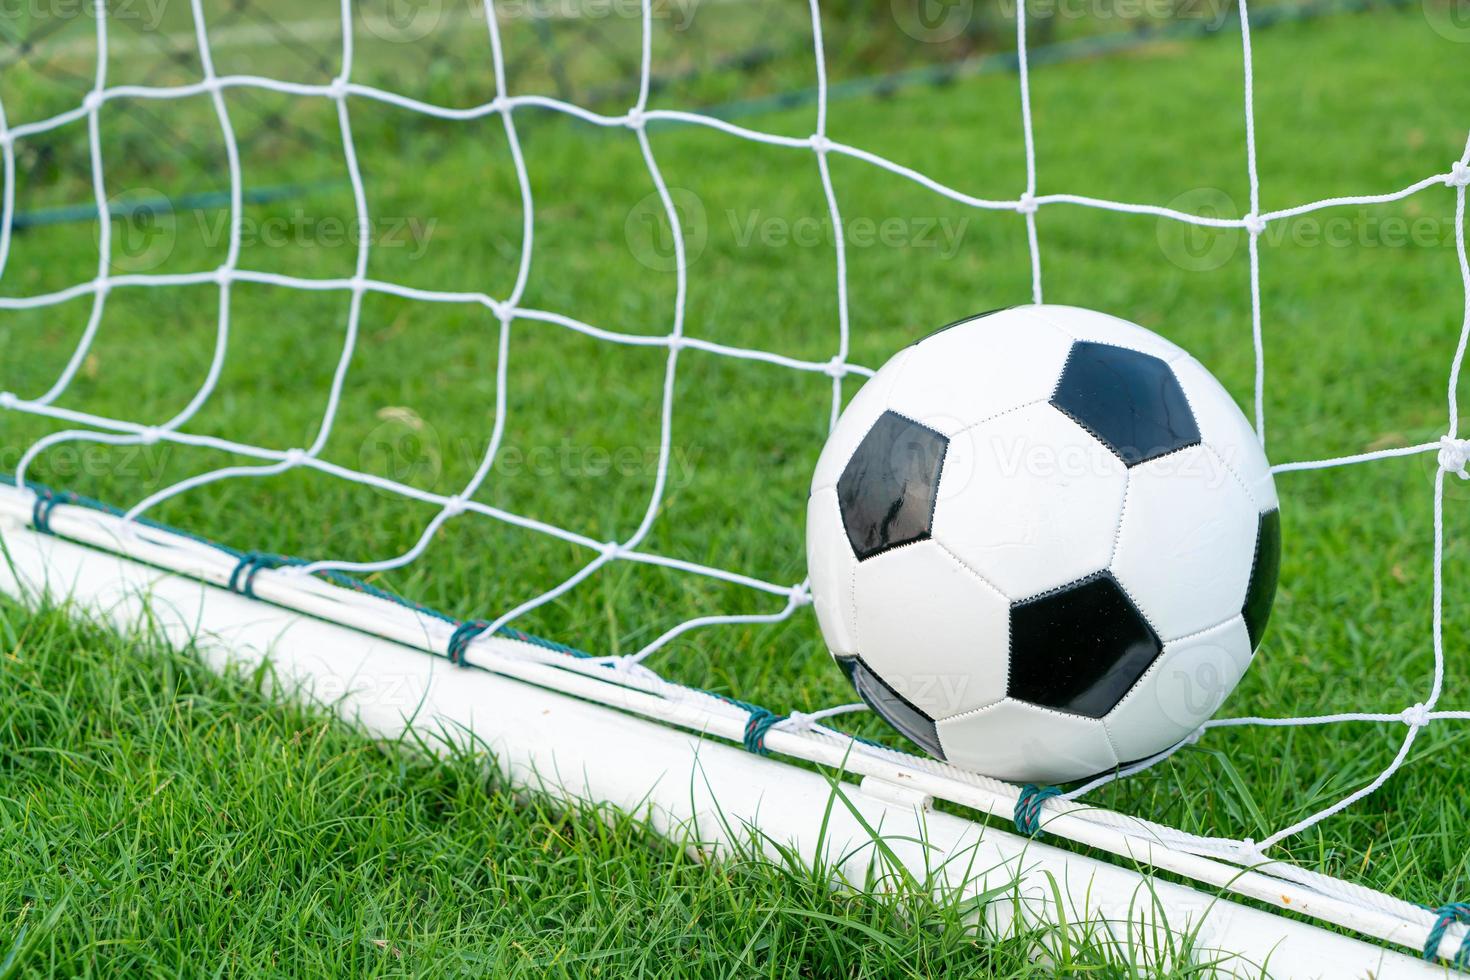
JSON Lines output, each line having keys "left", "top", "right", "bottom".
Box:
{"left": 934, "top": 402, "right": 1127, "bottom": 601}
{"left": 884, "top": 307, "right": 1074, "bottom": 436}
{"left": 1110, "top": 445, "right": 1259, "bottom": 642}
{"left": 1171, "top": 354, "right": 1278, "bottom": 512}
{"left": 1104, "top": 616, "right": 1253, "bottom": 764}
{"left": 852, "top": 539, "right": 1009, "bottom": 719}
{"left": 1029, "top": 304, "right": 1189, "bottom": 364}
{"left": 936, "top": 699, "right": 1118, "bottom": 785}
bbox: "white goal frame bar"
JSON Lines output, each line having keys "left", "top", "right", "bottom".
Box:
{"left": 0, "top": 484, "right": 1460, "bottom": 978}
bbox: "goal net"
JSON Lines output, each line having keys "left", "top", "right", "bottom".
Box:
{"left": 2, "top": 0, "right": 1468, "bottom": 970}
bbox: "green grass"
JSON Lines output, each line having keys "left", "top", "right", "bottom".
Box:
{"left": 2, "top": 2, "right": 1470, "bottom": 973}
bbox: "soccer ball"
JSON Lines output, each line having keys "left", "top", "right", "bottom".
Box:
{"left": 806, "top": 305, "right": 1280, "bottom": 783}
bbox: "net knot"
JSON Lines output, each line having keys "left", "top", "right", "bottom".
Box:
{"left": 1243, "top": 213, "right": 1267, "bottom": 236}
{"left": 822, "top": 356, "right": 848, "bottom": 378}
{"left": 808, "top": 133, "right": 831, "bottom": 154}
{"left": 82, "top": 90, "right": 104, "bottom": 114}
{"left": 139, "top": 426, "right": 161, "bottom": 445}
{"left": 1423, "top": 903, "right": 1470, "bottom": 966}
{"left": 780, "top": 710, "right": 816, "bottom": 733}
{"left": 212, "top": 265, "right": 232, "bottom": 287}
{"left": 599, "top": 540, "right": 625, "bottom": 560}
{"left": 624, "top": 106, "right": 646, "bottom": 129}
{"left": 788, "top": 583, "right": 811, "bottom": 606}
{"left": 1013, "top": 783, "right": 1061, "bottom": 835}
{"left": 284, "top": 447, "right": 308, "bottom": 467}
{"left": 114, "top": 515, "right": 142, "bottom": 544}
{"left": 742, "top": 707, "right": 787, "bottom": 755}
{"left": 609, "top": 656, "right": 660, "bottom": 684}
{"left": 447, "top": 619, "right": 491, "bottom": 666}
{"left": 326, "top": 77, "right": 350, "bottom": 101}
{"left": 1231, "top": 837, "right": 1269, "bottom": 863}
{"left": 1438, "top": 435, "right": 1470, "bottom": 479}
{"left": 0, "top": 391, "right": 17, "bottom": 409}
{"left": 1402, "top": 702, "right": 1431, "bottom": 728}
{"left": 442, "top": 495, "right": 467, "bottom": 517}
{"left": 1016, "top": 193, "right": 1038, "bottom": 216}
{"left": 1448, "top": 161, "right": 1470, "bottom": 188}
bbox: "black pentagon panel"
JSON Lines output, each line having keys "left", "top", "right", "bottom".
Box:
{"left": 1243, "top": 509, "right": 1281, "bottom": 649}
{"left": 836, "top": 656, "right": 946, "bottom": 760}
{"left": 837, "top": 411, "right": 947, "bottom": 561}
{"left": 1050, "top": 341, "right": 1201, "bottom": 466}
{"left": 1008, "top": 572, "right": 1162, "bottom": 719}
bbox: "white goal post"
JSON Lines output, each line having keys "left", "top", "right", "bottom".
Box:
{"left": 1, "top": 0, "right": 1470, "bottom": 973}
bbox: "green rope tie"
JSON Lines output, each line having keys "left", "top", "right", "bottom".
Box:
{"left": 1014, "top": 784, "right": 1062, "bottom": 836}
{"left": 742, "top": 707, "right": 787, "bottom": 755}
{"left": 30, "top": 489, "right": 71, "bottom": 534}
{"left": 1423, "top": 903, "right": 1470, "bottom": 965}
{"left": 447, "top": 620, "right": 491, "bottom": 667}
{"left": 227, "top": 551, "right": 284, "bottom": 598}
